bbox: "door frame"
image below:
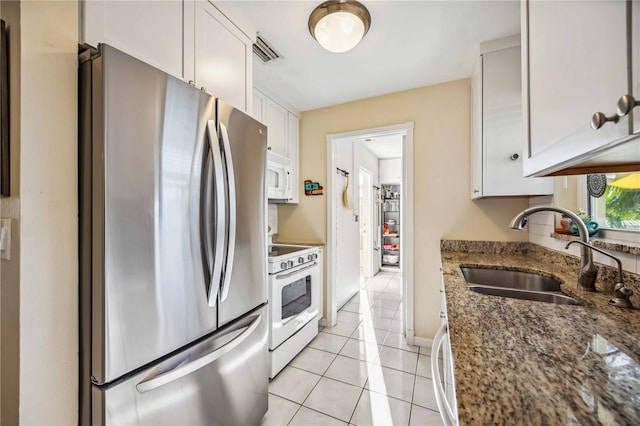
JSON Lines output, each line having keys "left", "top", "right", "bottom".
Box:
{"left": 325, "top": 122, "right": 415, "bottom": 345}
{"left": 358, "top": 166, "right": 374, "bottom": 280}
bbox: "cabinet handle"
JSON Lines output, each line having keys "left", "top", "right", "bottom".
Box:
{"left": 616, "top": 95, "right": 640, "bottom": 117}
{"left": 473, "top": 189, "right": 479, "bottom": 193}
{"left": 591, "top": 111, "right": 619, "bottom": 130}
{"left": 267, "top": 146, "right": 272, "bottom": 150}
{"left": 510, "top": 153, "right": 519, "bottom": 161}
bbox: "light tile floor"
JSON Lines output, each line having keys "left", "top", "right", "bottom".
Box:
{"left": 262, "top": 271, "right": 444, "bottom": 426}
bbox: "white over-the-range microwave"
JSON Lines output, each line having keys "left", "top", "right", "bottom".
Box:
{"left": 267, "top": 151, "right": 292, "bottom": 202}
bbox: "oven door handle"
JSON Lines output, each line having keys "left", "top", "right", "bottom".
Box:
{"left": 276, "top": 262, "right": 318, "bottom": 280}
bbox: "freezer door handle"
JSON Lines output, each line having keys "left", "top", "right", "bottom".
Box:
{"left": 136, "top": 314, "right": 262, "bottom": 393}
{"left": 219, "top": 123, "right": 236, "bottom": 302}
{"left": 206, "top": 120, "right": 226, "bottom": 307}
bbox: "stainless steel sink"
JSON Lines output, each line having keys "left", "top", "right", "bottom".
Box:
{"left": 461, "top": 267, "right": 580, "bottom": 305}
{"left": 460, "top": 267, "right": 561, "bottom": 292}
{"left": 467, "top": 285, "right": 580, "bottom": 305}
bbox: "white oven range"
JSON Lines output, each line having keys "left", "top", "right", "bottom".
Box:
{"left": 268, "top": 244, "right": 322, "bottom": 378}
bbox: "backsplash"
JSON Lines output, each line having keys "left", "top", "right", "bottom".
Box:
{"left": 528, "top": 196, "right": 639, "bottom": 275}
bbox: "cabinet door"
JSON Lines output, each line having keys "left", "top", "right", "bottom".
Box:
{"left": 264, "top": 98, "right": 288, "bottom": 157}
{"left": 82, "top": 0, "right": 184, "bottom": 79}
{"left": 252, "top": 89, "right": 266, "bottom": 123}
{"left": 379, "top": 159, "right": 402, "bottom": 184}
{"left": 193, "top": 1, "right": 251, "bottom": 111}
{"left": 483, "top": 46, "right": 552, "bottom": 196}
{"left": 288, "top": 113, "right": 300, "bottom": 204}
{"left": 524, "top": 0, "right": 629, "bottom": 176}
{"left": 470, "top": 56, "right": 483, "bottom": 199}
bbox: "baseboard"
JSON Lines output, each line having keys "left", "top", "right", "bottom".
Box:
{"left": 413, "top": 336, "right": 433, "bottom": 351}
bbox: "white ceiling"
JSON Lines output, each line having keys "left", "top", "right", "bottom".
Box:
{"left": 218, "top": 0, "right": 521, "bottom": 112}
{"left": 360, "top": 135, "right": 403, "bottom": 159}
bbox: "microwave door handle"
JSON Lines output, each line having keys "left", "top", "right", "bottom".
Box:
{"left": 136, "top": 314, "right": 262, "bottom": 393}
{"left": 219, "top": 123, "right": 236, "bottom": 302}
{"left": 286, "top": 169, "right": 291, "bottom": 194}
{"left": 206, "top": 120, "right": 225, "bottom": 307}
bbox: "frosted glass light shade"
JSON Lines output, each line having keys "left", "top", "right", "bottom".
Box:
{"left": 315, "top": 11, "right": 365, "bottom": 53}
{"left": 309, "top": 1, "right": 371, "bottom": 53}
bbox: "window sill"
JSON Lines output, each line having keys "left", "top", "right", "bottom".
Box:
{"left": 550, "top": 232, "right": 640, "bottom": 256}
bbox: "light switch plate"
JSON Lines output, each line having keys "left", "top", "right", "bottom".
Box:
{"left": 0, "top": 218, "right": 11, "bottom": 260}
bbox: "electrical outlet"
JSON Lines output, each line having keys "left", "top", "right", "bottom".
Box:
{"left": 0, "top": 218, "right": 11, "bottom": 260}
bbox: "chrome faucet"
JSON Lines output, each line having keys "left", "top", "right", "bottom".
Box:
{"left": 509, "top": 205, "right": 597, "bottom": 291}
{"left": 566, "top": 241, "right": 634, "bottom": 309}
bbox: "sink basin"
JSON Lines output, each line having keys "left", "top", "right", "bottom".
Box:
{"left": 461, "top": 267, "right": 580, "bottom": 305}
{"left": 467, "top": 286, "right": 580, "bottom": 305}
{"left": 460, "top": 267, "right": 562, "bottom": 292}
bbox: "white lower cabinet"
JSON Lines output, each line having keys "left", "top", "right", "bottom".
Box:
{"left": 82, "top": 0, "right": 185, "bottom": 79}
{"left": 471, "top": 36, "right": 553, "bottom": 199}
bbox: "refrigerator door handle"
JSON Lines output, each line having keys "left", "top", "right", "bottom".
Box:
{"left": 135, "top": 314, "right": 262, "bottom": 393}
{"left": 219, "top": 123, "right": 236, "bottom": 302}
{"left": 206, "top": 120, "right": 226, "bottom": 307}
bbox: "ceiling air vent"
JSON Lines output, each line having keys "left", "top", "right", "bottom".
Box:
{"left": 253, "top": 34, "right": 281, "bottom": 64}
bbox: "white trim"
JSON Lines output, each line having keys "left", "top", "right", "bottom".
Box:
{"left": 326, "top": 137, "right": 337, "bottom": 327}
{"left": 402, "top": 128, "right": 415, "bottom": 345}
{"left": 358, "top": 166, "right": 375, "bottom": 279}
{"left": 326, "top": 122, "right": 415, "bottom": 337}
{"left": 412, "top": 336, "right": 433, "bottom": 350}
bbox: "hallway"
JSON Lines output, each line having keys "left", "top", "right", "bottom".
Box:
{"left": 262, "top": 272, "right": 444, "bottom": 425}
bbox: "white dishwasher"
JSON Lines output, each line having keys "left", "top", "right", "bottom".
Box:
{"left": 432, "top": 274, "right": 458, "bottom": 425}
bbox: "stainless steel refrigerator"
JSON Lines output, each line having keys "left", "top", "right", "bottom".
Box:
{"left": 79, "top": 44, "right": 268, "bottom": 425}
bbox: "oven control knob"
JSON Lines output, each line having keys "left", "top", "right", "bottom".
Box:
{"left": 298, "top": 257, "right": 304, "bottom": 264}
{"left": 280, "top": 262, "right": 287, "bottom": 269}
{"left": 313, "top": 253, "right": 318, "bottom": 259}
{"left": 307, "top": 254, "right": 313, "bottom": 261}
{"left": 287, "top": 260, "right": 294, "bottom": 268}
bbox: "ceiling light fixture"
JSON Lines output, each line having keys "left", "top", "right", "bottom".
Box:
{"left": 308, "top": 0, "right": 371, "bottom": 53}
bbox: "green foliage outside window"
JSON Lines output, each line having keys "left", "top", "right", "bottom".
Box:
{"left": 605, "top": 186, "right": 640, "bottom": 228}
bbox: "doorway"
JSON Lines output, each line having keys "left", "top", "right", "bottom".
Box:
{"left": 325, "top": 122, "right": 415, "bottom": 345}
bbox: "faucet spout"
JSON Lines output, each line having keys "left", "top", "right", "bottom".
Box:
{"left": 509, "top": 205, "right": 597, "bottom": 291}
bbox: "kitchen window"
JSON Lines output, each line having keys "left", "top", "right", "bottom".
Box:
{"left": 588, "top": 172, "right": 640, "bottom": 235}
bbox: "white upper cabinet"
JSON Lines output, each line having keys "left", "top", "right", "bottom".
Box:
{"left": 264, "top": 98, "right": 289, "bottom": 157}
{"left": 83, "top": 1, "right": 254, "bottom": 113}
{"left": 523, "top": 0, "right": 637, "bottom": 176}
{"left": 188, "top": 1, "right": 253, "bottom": 112}
{"left": 379, "top": 159, "right": 402, "bottom": 184}
{"left": 471, "top": 36, "right": 553, "bottom": 199}
{"left": 288, "top": 113, "right": 300, "bottom": 204}
{"left": 254, "top": 88, "right": 301, "bottom": 204}
{"left": 252, "top": 90, "right": 266, "bottom": 123}
{"left": 82, "top": 0, "right": 185, "bottom": 79}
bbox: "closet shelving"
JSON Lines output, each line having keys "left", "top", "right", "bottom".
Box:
{"left": 381, "top": 184, "right": 400, "bottom": 268}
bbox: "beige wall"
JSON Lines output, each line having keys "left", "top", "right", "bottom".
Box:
{"left": 0, "top": 0, "right": 21, "bottom": 423}
{"left": 0, "top": 1, "right": 79, "bottom": 424}
{"left": 278, "top": 79, "right": 530, "bottom": 339}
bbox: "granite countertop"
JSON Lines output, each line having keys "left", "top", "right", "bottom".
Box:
{"left": 440, "top": 242, "right": 640, "bottom": 425}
